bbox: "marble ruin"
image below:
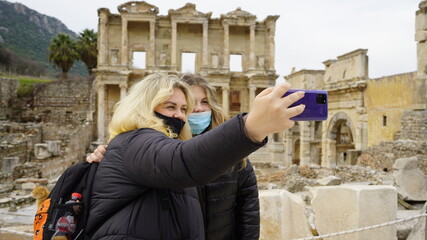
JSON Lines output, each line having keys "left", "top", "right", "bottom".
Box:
{"left": 95, "top": 1, "right": 278, "bottom": 141}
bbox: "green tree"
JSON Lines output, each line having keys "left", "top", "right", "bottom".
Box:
{"left": 48, "top": 33, "right": 79, "bottom": 79}
{"left": 75, "top": 29, "right": 98, "bottom": 75}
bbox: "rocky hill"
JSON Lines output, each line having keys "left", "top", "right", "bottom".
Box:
{"left": 0, "top": 0, "right": 86, "bottom": 76}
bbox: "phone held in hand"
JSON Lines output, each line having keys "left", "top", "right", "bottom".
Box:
{"left": 282, "top": 89, "right": 328, "bottom": 121}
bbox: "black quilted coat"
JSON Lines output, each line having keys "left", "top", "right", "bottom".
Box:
{"left": 198, "top": 160, "right": 260, "bottom": 240}
{"left": 87, "top": 115, "right": 265, "bottom": 240}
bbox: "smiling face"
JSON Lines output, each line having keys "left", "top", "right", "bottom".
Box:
{"left": 191, "top": 86, "right": 212, "bottom": 113}
{"left": 154, "top": 87, "right": 188, "bottom": 121}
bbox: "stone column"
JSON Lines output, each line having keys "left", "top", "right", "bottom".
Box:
{"left": 97, "top": 83, "right": 106, "bottom": 142}
{"left": 119, "top": 83, "right": 127, "bottom": 101}
{"left": 354, "top": 108, "right": 368, "bottom": 151}
{"left": 266, "top": 19, "right": 276, "bottom": 71}
{"left": 121, "top": 19, "right": 129, "bottom": 67}
{"left": 98, "top": 10, "right": 109, "bottom": 66}
{"left": 222, "top": 86, "right": 229, "bottom": 115}
{"left": 415, "top": 2, "right": 427, "bottom": 110}
{"left": 324, "top": 139, "right": 337, "bottom": 168}
{"left": 202, "top": 21, "right": 209, "bottom": 67}
{"left": 249, "top": 24, "right": 256, "bottom": 70}
{"left": 299, "top": 121, "right": 311, "bottom": 166}
{"left": 223, "top": 22, "right": 229, "bottom": 69}
{"left": 149, "top": 20, "right": 156, "bottom": 68}
{"left": 248, "top": 85, "right": 257, "bottom": 110}
{"left": 284, "top": 130, "right": 293, "bottom": 167}
{"left": 171, "top": 21, "right": 177, "bottom": 70}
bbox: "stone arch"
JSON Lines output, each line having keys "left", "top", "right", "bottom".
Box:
{"left": 326, "top": 112, "right": 356, "bottom": 166}
{"left": 327, "top": 112, "right": 354, "bottom": 140}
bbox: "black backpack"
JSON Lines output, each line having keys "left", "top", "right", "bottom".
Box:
{"left": 34, "top": 161, "right": 98, "bottom": 240}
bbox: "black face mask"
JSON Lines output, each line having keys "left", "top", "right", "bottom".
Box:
{"left": 155, "top": 112, "right": 185, "bottom": 136}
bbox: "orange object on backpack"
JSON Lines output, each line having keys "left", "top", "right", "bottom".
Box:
{"left": 34, "top": 198, "right": 51, "bottom": 240}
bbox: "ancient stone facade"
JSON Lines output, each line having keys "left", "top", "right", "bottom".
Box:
{"left": 95, "top": 1, "right": 279, "bottom": 141}
{"left": 281, "top": 1, "right": 427, "bottom": 169}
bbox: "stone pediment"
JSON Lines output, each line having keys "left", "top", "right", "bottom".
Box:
{"left": 222, "top": 7, "right": 256, "bottom": 21}
{"left": 168, "top": 3, "right": 212, "bottom": 19}
{"left": 117, "top": 1, "right": 159, "bottom": 15}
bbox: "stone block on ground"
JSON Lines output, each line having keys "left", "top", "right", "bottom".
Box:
{"left": 34, "top": 143, "right": 51, "bottom": 160}
{"left": 259, "top": 189, "right": 313, "bottom": 240}
{"left": 316, "top": 175, "right": 342, "bottom": 186}
{"left": 310, "top": 185, "right": 397, "bottom": 240}
{"left": 2, "top": 157, "right": 20, "bottom": 175}
{"left": 393, "top": 156, "right": 427, "bottom": 201}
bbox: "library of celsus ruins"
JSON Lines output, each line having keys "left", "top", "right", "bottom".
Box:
{"left": 95, "top": 1, "right": 278, "bottom": 142}
{"left": 94, "top": 1, "right": 426, "bottom": 172}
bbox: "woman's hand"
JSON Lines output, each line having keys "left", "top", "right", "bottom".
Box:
{"left": 86, "top": 144, "right": 107, "bottom": 163}
{"left": 244, "top": 82, "right": 305, "bottom": 142}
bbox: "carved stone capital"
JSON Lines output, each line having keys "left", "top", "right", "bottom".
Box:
{"left": 119, "top": 82, "right": 128, "bottom": 89}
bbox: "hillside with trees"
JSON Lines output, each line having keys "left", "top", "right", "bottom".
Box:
{"left": 0, "top": 0, "right": 88, "bottom": 77}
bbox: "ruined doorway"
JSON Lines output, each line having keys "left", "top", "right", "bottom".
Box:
{"left": 335, "top": 120, "right": 354, "bottom": 165}
{"left": 327, "top": 112, "right": 355, "bottom": 166}
{"left": 293, "top": 139, "right": 300, "bottom": 165}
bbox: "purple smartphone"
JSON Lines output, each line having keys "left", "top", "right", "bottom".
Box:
{"left": 282, "top": 89, "right": 328, "bottom": 121}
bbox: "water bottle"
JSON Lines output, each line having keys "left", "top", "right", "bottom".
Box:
{"left": 51, "top": 193, "right": 82, "bottom": 240}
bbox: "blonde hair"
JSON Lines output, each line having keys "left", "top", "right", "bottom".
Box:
{"left": 180, "top": 74, "right": 248, "bottom": 169}
{"left": 108, "top": 73, "right": 194, "bottom": 141}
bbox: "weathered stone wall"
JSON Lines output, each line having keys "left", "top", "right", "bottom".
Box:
{"left": 35, "top": 122, "right": 95, "bottom": 179}
{"left": 363, "top": 109, "right": 427, "bottom": 174}
{"left": 33, "top": 78, "right": 94, "bottom": 125}
{"left": 396, "top": 110, "right": 427, "bottom": 141}
{"left": 0, "top": 78, "right": 19, "bottom": 120}
{"left": 363, "top": 140, "right": 427, "bottom": 173}
{"left": 365, "top": 72, "right": 416, "bottom": 146}
{"left": 0, "top": 77, "right": 97, "bottom": 184}
{"left": 0, "top": 122, "right": 42, "bottom": 169}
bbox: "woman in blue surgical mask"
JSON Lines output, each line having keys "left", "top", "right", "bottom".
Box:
{"left": 181, "top": 74, "right": 260, "bottom": 240}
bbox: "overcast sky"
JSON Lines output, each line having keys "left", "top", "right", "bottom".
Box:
{"left": 11, "top": 0, "right": 421, "bottom": 79}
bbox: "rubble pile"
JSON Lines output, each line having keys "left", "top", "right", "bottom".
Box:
{"left": 257, "top": 164, "right": 394, "bottom": 193}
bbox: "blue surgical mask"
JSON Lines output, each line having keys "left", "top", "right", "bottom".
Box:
{"left": 188, "top": 111, "right": 212, "bottom": 135}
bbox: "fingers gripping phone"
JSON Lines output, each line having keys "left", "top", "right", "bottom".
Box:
{"left": 282, "top": 89, "right": 328, "bottom": 121}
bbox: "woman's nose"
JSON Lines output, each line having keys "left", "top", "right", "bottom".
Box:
{"left": 194, "top": 103, "right": 204, "bottom": 112}
{"left": 174, "top": 111, "right": 185, "bottom": 121}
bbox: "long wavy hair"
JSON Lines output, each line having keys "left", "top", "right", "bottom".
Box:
{"left": 108, "top": 73, "right": 194, "bottom": 141}
{"left": 180, "top": 74, "right": 247, "bottom": 169}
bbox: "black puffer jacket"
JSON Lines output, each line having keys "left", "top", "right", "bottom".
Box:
{"left": 198, "top": 160, "right": 259, "bottom": 240}
{"left": 87, "top": 115, "right": 266, "bottom": 240}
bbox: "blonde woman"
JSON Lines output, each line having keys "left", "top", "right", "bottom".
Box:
{"left": 86, "top": 73, "right": 305, "bottom": 239}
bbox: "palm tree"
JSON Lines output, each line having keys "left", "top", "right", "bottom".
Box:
{"left": 75, "top": 29, "right": 98, "bottom": 75}
{"left": 48, "top": 33, "right": 79, "bottom": 79}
